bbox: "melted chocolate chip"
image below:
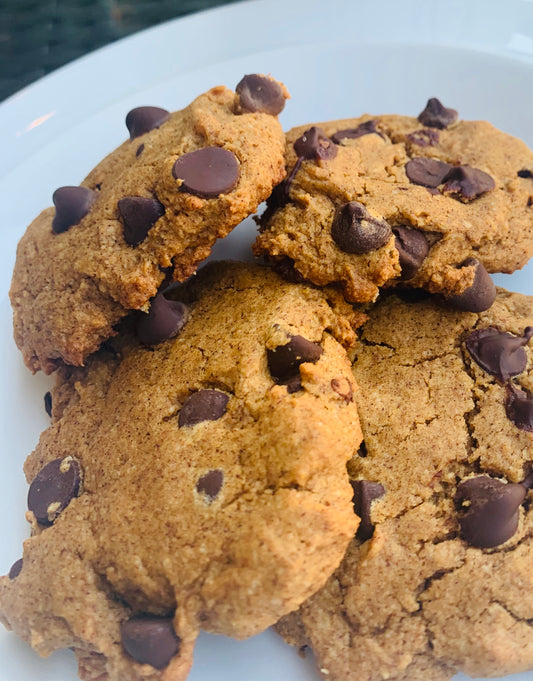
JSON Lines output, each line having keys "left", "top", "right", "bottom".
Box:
{"left": 455, "top": 476, "right": 526, "bottom": 548}
{"left": 125, "top": 106, "right": 170, "bottom": 140}
{"left": 331, "top": 120, "right": 383, "bottom": 144}
{"left": 442, "top": 165, "right": 495, "bottom": 201}
{"left": 466, "top": 326, "right": 533, "bottom": 382}
{"left": 178, "top": 390, "right": 229, "bottom": 428}
{"left": 235, "top": 74, "right": 286, "bottom": 115}
{"left": 417, "top": 98, "right": 458, "bottom": 129}
{"left": 446, "top": 258, "right": 496, "bottom": 312}
{"left": 407, "top": 128, "right": 440, "bottom": 147}
{"left": 405, "top": 157, "right": 452, "bottom": 188}
{"left": 44, "top": 391, "right": 52, "bottom": 418}
{"left": 351, "top": 480, "right": 385, "bottom": 542}
{"left": 285, "top": 375, "right": 303, "bottom": 393}
{"left": 8, "top": 558, "right": 23, "bottom": 580}
{"left": 118, "top": 196, "right": 165, "bottom": 246}
{"left": 136, "top": 144, "right": 145, "bottom": 157}
{"left": 392, "top": 226, "right": 429, "bottom": 280}
{"left": 267, "top": 335, "right": 323, "bottom": 387}
{"left": 331, "top": 201, "right": 392, "bottom": 254}
{"left": 505, "top": 384, "right": 533, "bottom": 432}
{"left": 51, "top": 186, "right": 96, "bottom": 234}
{"left": 264, "top": 179, "right": 291, "bottom": 215}
{"left": 330, "top": 377, "right": 354, "bottom": 403}
{"left": 518, "top": 169, "right": 533, "bottom": 179}
{"left": 136, "top": 292, "right": 189, "bottom": 346}
{"left": 196, "top": 469, "right": 224, "bottom": 501}
{"left": 173, "top": 147, "right": 240, "bottom": 198}
{"left": 27, "top": 457, "right": 82, "bottom": 526}
{"left": 121, "top": 615, "right": 180, "bottom": 669}
{"left": 293, "top": 127, "right": 337, "bottom": 162}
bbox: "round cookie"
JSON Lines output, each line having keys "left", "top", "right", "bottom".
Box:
{"left": 0, "top": 262, "right": 364, "bottom": 681}
{"left": 10, "top": 75, "right": 288, "bottom": 374}
{"left": 277, "top": 287, "right": 533, "bottom": 681}
{"left": 254, "top": 99, "right": 533, "bottom": 307}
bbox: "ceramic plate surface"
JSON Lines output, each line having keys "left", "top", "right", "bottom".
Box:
{"left": 2, "top": 0, "right": 533, "bottom": 679}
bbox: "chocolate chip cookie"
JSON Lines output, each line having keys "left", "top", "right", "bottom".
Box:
{"left": 254, "top": 99, "right": 533, "bottom": 309}
{"left": 10, "top": 74, "right": 288, "bottom": 374}
{"left": 0, "top": 262, "right": 364, "bottom": 681}
{"left": 277, "top": 287, "right": 533, "bottom": 681}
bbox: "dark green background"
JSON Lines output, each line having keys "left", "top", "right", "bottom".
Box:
{"left": 0, "top": 0, "right": 240, "bottom": 102}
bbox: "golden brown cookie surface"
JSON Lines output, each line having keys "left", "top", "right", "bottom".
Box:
{"left": 11, "top": 76, "right": 288, "bottom": 374}
{"left": 1, "top": 262, "right": 363, "bottom": 681}
{"left": 254, "top": 100, "right": 533, "bottom": 306}
{"left": 277, "top": 288, "right": 533, "bottom": 681}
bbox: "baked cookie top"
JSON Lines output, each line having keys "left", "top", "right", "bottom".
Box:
{"left": 0, "top": 262, "right": 363, "bottom": 681}
{"left": 277, "top": 287, "right": 533, "bottom": 681}
{"left": 254, "top": 99, "right": 533, "bottom": 307}
{"left": 10, "top": 75, "right": 288, "bottom": 374}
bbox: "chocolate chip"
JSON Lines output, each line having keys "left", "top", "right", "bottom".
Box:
{"left": 44, "top": 391, "right": 52, "bottom": 417}
{"left": 392, "top": 226, "right": 429, "bottom": 280}
{"left": 178, "top": 390, "right": 229, "bottom": 428}
{"left": 173, "top": 147, "right": 240, "bottom": 198}
{"left": 442, "top": 165, "right": 495, "bottom": 201}
{"left": 331, "top": 201, "right": 392, "bottom": 254}
{"left": 331, "top": 120, "right": 383, "bottom": 144}
{"left": 272, "top": 257, "right": 306, "bottom": 284}
{"left": 455, "top": 476, "right": 526, "bottom": 548}
{"left": 351, "top": 480, "right": 385, "bottom": 542}
{"left": 267, "top": 335, "right": 323, "bottom": 386}
{"left": 51, "top": 186, "right": 96, "bottom": 234}
{"left": 136, "top": 144, "right": 145, "bottom": 157}
{"left": 27, "top": 457, "right": 82, "bottom": 526}
{"left": 196, "top": 469, "right": 224, "bottom": 501}
{"left": 417, "top": 98, "right": 458, "bottom": 129}
{"left": 466, "top": 326, "right": 533, "bottom": 382}
{"left": 293, "top": 127, "right": 337, "bottom": 162}
{"left": 445, "top": 258, "right": 496, "bottom": 312}
{"left": 136, "top": 292, "right": 189, "bottom": 346}
{"left": 121, "top": 615, "right": 180, "bottom": 669}
{"left": 518, "top": 169, "right": 533, "bottom": 179}
{"left": 125, "top": 106, "right": 170, "bottom": 140}
{"left": 405, "top": 157, "right": 452, "bottom": 188}
{"left": 407, "top": 128, "right": 440, "bottom": 147}
{"left": 118, "top": 196, "right": 165, "bottom": 246}
{"left": 505, "top": 384, "right": 533, "bottom": 432}
{"left": 235, "top": 74, "right": 286, "bottom": 115}
{"left": 8, "top": 558, "right": 23, "bottom": 580}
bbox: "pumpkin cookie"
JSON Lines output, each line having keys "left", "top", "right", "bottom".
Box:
{"left": 1, "top": 262, "right": 363, "bottom": 681}
{"left": 277, "top": 287, "right": 533, "bottom": 681}
{"left": 11, "top": 74, "right": 288, "bottom": 373}
{"left": 254, "top": 99, "right": 533, "bottom": 308}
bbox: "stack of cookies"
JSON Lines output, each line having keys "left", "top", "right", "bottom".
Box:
{"left": 2, "top": 75, "right": 533, "bottom": 681}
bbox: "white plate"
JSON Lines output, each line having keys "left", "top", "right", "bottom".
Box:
{"left": 2, "top": 0, "right": 533, "bottom": 679}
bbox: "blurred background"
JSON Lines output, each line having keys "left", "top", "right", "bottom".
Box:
{"left": 0, "top": 0, "right": 240, "bottom": 102}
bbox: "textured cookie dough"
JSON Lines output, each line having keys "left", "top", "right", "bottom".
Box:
{"left": 0, "top": 262, "right": 364, "bottom": 681}
{"left": 277, "top": 287, "right": 533, "bottom": 681}
{"left": 11, "top": 75, "right": 288, "bottom": 374}
{"left": 254, "top": 100, "right": 533, "bottom": 304}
